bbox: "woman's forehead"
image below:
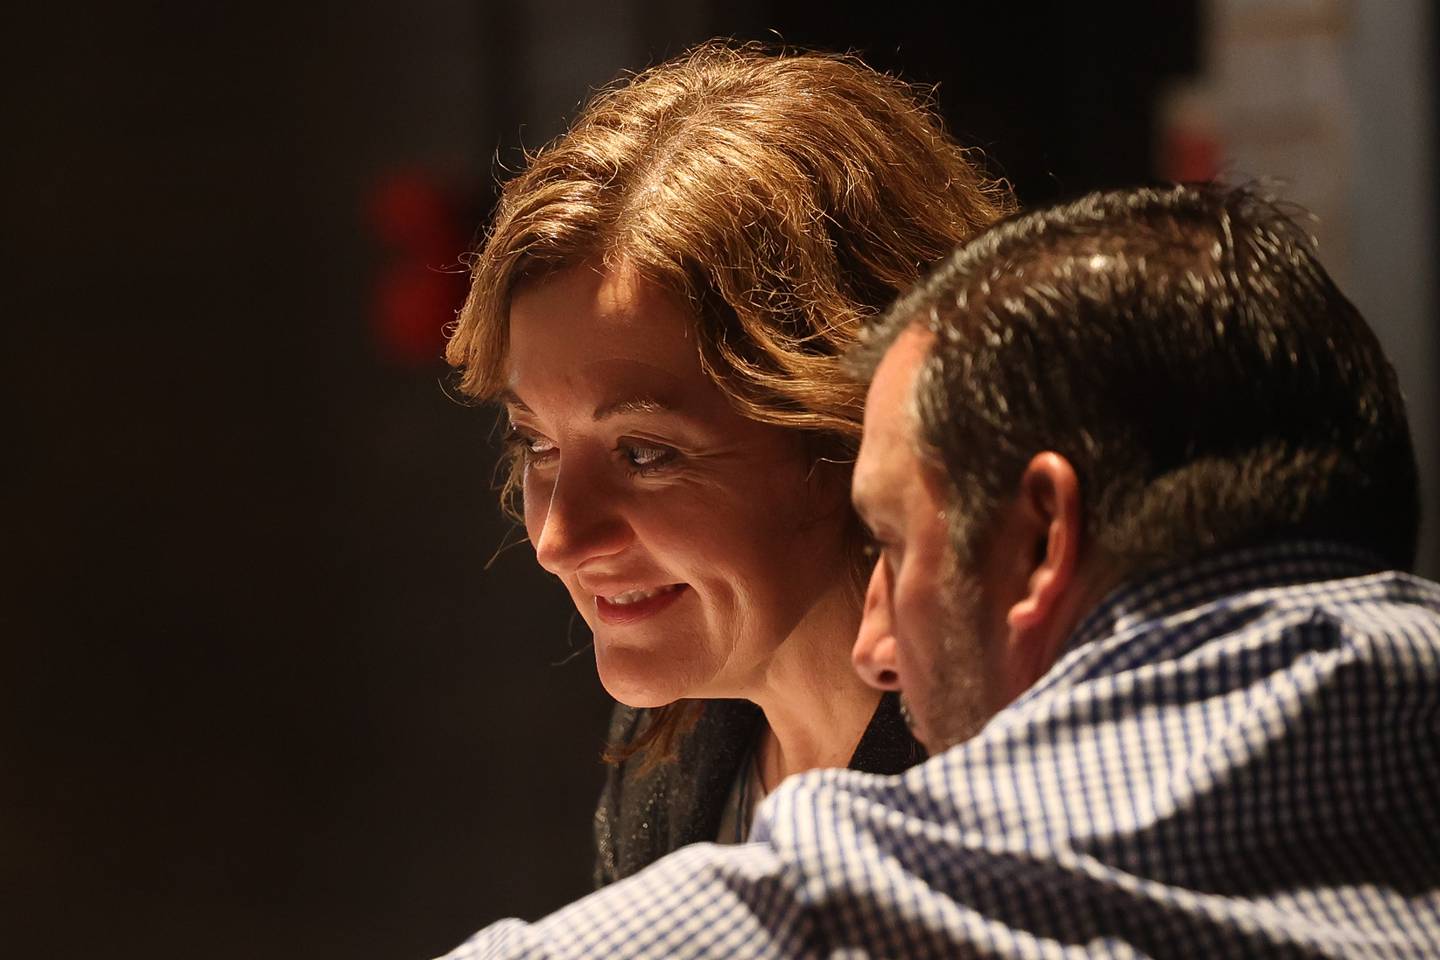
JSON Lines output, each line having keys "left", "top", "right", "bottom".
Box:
{"left": 512, "top": 261, "right": 692, "bottom": 346}
{"left": 503, "top": 264, "right": 729, "bottom": 422}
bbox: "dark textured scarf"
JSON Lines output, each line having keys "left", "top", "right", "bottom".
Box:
{"left": 593, "top": 691, "right": 924, "bottom": 887}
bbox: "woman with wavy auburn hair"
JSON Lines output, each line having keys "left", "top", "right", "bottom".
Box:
{"left": 448, "top": 41, "right": 1014, "bottom": 886}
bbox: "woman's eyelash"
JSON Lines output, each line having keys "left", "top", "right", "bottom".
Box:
{"left": 620, "top": 441, "right": 678, "bottom": 475}
{"left": 503, "top": 426, "right": 555, "bottom": 461}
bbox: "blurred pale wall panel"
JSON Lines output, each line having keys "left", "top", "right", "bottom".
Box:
{"left": 1346, "top": 0, "right": 1438, "bottom": 577}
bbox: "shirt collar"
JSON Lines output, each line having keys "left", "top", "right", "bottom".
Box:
{"left": 1065, "top": 539, "right": 1388, "bottom": 657}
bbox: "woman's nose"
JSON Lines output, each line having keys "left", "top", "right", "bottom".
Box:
{"left": 528, "top": 463, "right": 632, "bottom": 575}
{"left": 852, "top": 560, "right": 901, "bottom": 690}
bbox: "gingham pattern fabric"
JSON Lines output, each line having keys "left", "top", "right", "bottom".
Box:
{"left": 440, "top": 541, "right": 1440, "bottom": 958}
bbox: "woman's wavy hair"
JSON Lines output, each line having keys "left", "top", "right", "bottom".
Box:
{"left": 447, "top": 40, "right": 1014, "bottom": 763}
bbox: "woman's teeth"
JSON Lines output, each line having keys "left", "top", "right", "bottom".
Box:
{"left": 605, "top": 584, "right": 682, "bottom": 605}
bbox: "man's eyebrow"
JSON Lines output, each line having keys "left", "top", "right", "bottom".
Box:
{"left": 850, "top": 482, "right": 878, "bottom": 529}
{"left": 852, "top": 471, "right": 904, "bottom": 535}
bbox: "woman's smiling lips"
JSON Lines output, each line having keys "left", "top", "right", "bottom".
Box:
{"left": 593, "top": 583, "right": 689, "bottom": 624}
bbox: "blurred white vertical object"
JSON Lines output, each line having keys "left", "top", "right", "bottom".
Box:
{"left": 1207, "top": 0, "right": 1354, "bottom": 280}
{"left": 1161, "top": 0, "right": 1437, "bottom": 576}
{"left": 1345, "top": 0, "right": 1438, "bottom": 578}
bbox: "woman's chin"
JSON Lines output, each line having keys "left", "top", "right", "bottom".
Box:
{"left": 605, "top": 687, "right": 676, "bottom": 709}
{"left": 596, "top": 648, "right": 704, "bottom": 708}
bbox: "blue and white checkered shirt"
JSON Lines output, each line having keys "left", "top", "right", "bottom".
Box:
{"left": 441, "top": 541, "right": 1440, "bottom": 958}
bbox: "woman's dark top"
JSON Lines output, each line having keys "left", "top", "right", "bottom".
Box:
{"left": 593, "top": 692, "right": 925, "bottom": 887}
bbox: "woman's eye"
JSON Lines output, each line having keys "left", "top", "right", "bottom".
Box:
{"left": 505, "top": 427, "right": 556, "bottom": 463}
{"left": 621, "top": 441, "right": 677, "bottom": 474}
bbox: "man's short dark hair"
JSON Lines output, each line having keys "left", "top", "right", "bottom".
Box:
{"left": 852, "top": 183, "right": 1420, "bottom": 572}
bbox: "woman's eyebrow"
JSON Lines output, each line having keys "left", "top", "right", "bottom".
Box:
{"left": 592, "top": 396, "right": 674, "bottom": 421}
{"left": 497, "top": 390, "right": 531, "bottom": 415}
{"left": 497, "top": 389, "right": 678, "bottom": 422}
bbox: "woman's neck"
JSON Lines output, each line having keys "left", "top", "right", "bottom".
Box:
{"left": 748, "top": 584, "right": 880, "bottom": 792}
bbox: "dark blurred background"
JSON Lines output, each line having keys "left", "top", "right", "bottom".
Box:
{"left": 7, "top": 2, "right": 1435, "bottom": 958}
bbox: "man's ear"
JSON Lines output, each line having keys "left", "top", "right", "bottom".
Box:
{"left": 1004, "top": 452, "right": 1083, "bottom": 680}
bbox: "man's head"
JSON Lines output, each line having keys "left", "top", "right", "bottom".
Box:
{"left": 850, "top": 183, "right": 1419, "bottom": 753}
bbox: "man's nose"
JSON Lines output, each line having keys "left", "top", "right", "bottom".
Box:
{"left": 852, "top": 560, "right": 901, "bottom": 690}
{"left": 529, "top": 461, "right": 632, "bottom": 575}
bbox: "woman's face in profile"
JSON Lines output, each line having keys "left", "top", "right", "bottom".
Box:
{"left": 503, "top": 263, "right": 853, "bottom": 708}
